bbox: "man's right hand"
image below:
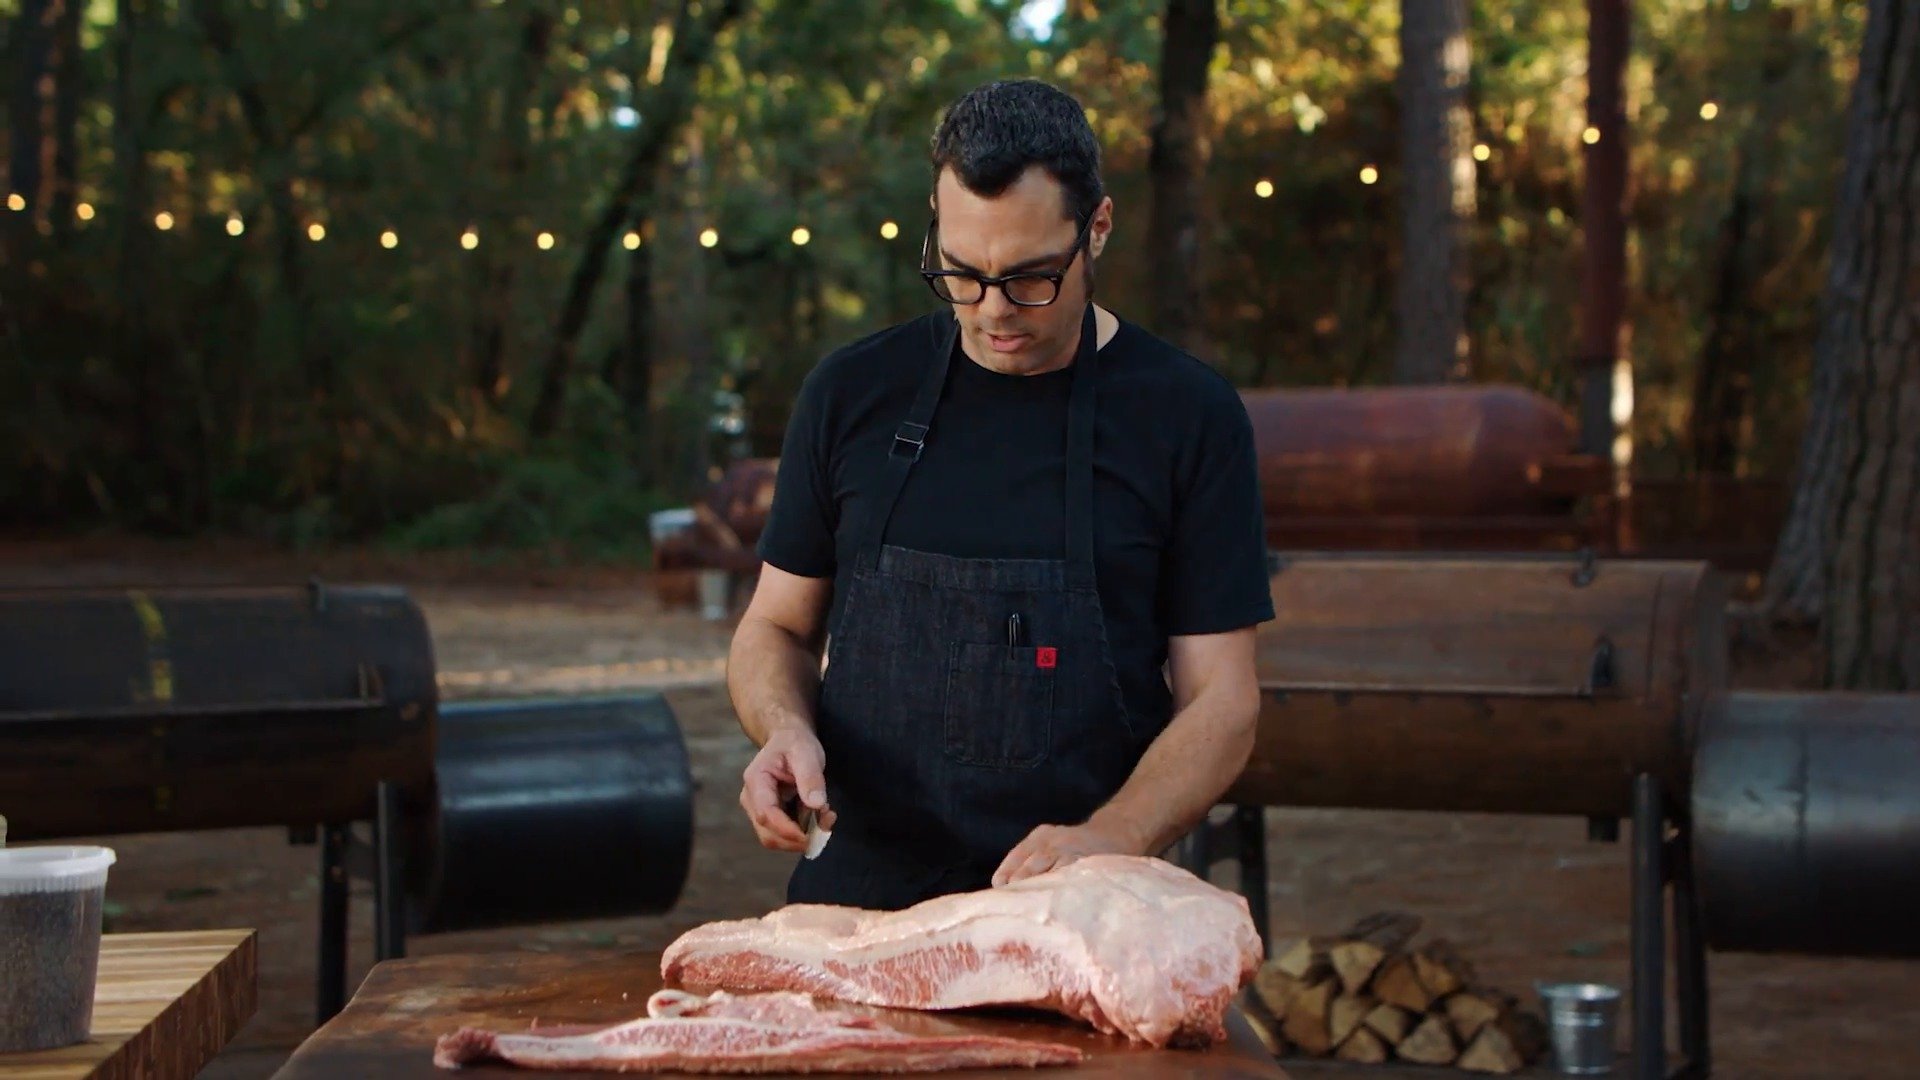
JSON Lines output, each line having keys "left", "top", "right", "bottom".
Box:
{"left": 739, "top": 723, "right": 836, "bottom": 852}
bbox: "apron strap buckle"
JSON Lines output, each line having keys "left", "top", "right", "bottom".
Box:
{"left": 891, "top": 421, "right": 930, "bottom": 461}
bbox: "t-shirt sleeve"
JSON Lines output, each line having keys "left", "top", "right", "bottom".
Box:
{"left": 756, "top": 365, "right": 839, "bottom": 579}
{"left": 1161, "top": 379, "right": 1276, "bottom": 636}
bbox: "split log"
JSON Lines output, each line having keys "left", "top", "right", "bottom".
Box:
{"left": 1273, "top": 935, "right": 1333, "bottom": 981}
{"left": 1341, "top": 911, "right": 1424, "bottom": 949}
{"left": 1241, "top": 1001, "right": 1288, "bottom": 1056}
{"left": 1363, "top": 1002, "right": 1417, "bottom": 1046}
{"left": 1280, "top": 978, "right": 1337, "bottom": 1056}
{"left": 1444, "top": 988, "right": 1516, "bottom": 1043}
{"left": 1335, "top": 1027, "right": 1390, "bottom": 1064}
{"left": 1457, "top": 1013, "right": 1548, "bottom": 1074}
{"left": 1396, "top": 1013, "right": 1459, "bottom": 1065}
{"left": 1330, "top": 940, "right": 1386, "bottom": 994}
{"left": 1329, "top": 912, "right": 1420, "bottom": 994}
{"left": 1373, "top": 954, "right": 1436, "bottom": 1013}
{"left": 1329, "top": 994, "right": 1375, "bottom": 1047}
{"left": 1252, "top": 965, "right": 1301, "bottom": 1021}
{"left": 1412, "top": 939, "right": 1474, "bottom": 998}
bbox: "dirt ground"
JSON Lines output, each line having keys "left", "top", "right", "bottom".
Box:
{"left": 2, "top": 537, "right": 1914, "bottom": 1079}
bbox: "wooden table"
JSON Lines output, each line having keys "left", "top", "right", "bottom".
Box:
{"left": 275, "top": 948, "right": 1291, "bottom": 1078}
{"left": 0, "top": 930, "right": 257, "bottom": 1080}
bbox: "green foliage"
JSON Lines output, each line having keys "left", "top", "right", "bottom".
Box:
{"left": 0, "top": 0, "right": 1870, "bottom": 552}
{"left": 384, "top": 454, "right": 670, "bottom": 563}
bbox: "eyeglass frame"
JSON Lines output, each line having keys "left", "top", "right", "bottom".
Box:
{"left": 917, "top": 212, "right": 1095, "bottom": 308}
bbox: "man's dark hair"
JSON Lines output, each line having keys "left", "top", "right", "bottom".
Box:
{"left": 929, "top": 79, "right": 1104, "bottom": 228}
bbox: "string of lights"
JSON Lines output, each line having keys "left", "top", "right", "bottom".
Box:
{"left": 4, "top": 196, "right": 910, "bottom": 252}
{"left": 9, "top": 100, "right": 1727, "bottom": 236}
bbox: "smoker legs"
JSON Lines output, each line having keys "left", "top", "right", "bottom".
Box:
{"left": 1630, "top": 772, "right": 1711, "bottom": 1080}
{"left": 1631, "top": 774, "right": 1667, "bottom": 1080}
{"left": 1672, "top": 817, "right": 1711, "bottom": 1078}
{"left": 316, "top": 825, "right": 349, "bottom": 1025}
{"left": 311, "top": 781, "right": 410, "bottom": 1025}
{"left": 1234, "top": 804, "right": 1270, "bottom": 956}
{"left": 374, "top": 780, "right": 408, "bottom": 964}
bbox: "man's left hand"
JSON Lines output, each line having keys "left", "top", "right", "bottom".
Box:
{"left": 991, "top": 820, "right": 1139, "bottom": 887}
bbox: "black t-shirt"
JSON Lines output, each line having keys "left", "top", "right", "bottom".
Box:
{"left": 758, "top": 309, "right": 1275, "bottom": 730}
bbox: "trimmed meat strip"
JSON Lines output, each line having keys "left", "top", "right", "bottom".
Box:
{"left": 432, "top": 988, "right": 1083, "bottom": 1073}
{"left": 660, "top": 855, "right": 1261, "bottom": 1048}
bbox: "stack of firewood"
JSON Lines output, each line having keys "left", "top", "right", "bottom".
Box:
{"left": 1242, "top": 913, "right": 1548, "bottom": 1073}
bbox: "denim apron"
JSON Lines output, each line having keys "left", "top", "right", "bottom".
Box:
{"left": 787, "top": 304, "right": 1147, "bottom": 910}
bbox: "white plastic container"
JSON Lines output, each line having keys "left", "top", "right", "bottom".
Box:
{"left": 0, "top": 845, "right": 117, "bottom": 1053}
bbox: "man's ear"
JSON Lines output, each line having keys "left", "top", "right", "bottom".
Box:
{"left": 1089, "top": 196, "right": 1114, "bottom": 258}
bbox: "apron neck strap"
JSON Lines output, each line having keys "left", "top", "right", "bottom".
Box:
{"left": 1061, "top": 304, "right": 1099, "bottom": 587}
{"left": 861, "top": 305, "right": 1101, "bottom": 584}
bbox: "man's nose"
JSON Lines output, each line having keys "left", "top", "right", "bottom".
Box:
{"left": 977, "top": 283, "right": 1018, "bottom": 321}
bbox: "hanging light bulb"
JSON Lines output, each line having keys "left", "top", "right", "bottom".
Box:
{"left": 623, "top": 231, "right": 641, "bottom": 250}
{"left": 1473, "top": 143, "right": 1492, "bottom": 161}
{"left": 76, "top": 202, "right": 96, "bottom": 221}
{"left": 226, "top": 216, "right": 244, "bottom": 236}
{"left": 154, "top": 211, "right": 175, "bottom": 230}
{"left": 381, "top": 230, "right": 399, "bottom": 249}
{"left": 791, "top": 226, "right": 811, "bottom": 246}
{"left": 1254, "top": 179, "right": 1275, "bottom": 199}
{"left": 307, "top": 222, "right": 325, "bottom": 241}
{"left": 461, "top": 228, "right": 479, "bottom": 250}
{"left": 5, "top": 193, "right": 24, "bottom": 212}
{"left": 1582, "top": 125, "right": 1601, "bottom": 144}
{"left": 1359, "top": 165, "right": 1380, "bottom": 185}
{"left": 879, "top": 220, "right": 899, "bottom": 240}
{"left": 537, "top": 231, "right": 555, "bottom": 250}
{"left": 699, "top": 228, "right": 719, "bottom": 248}
{"left": 1699, "top": 101, "right": 1720, "bottom": 120}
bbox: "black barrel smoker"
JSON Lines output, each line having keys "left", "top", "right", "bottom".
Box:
{"left": 1175, "top": 552, "right": 1920, "bottom": 1080}
{"left": 0, "top": 583, "right": 694, "bottom": 1022}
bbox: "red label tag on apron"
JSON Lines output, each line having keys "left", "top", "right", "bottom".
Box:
{"left": 1035, "top": 647, "right": 1057, "bottom": 669}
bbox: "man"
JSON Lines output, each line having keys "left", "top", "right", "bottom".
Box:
{"left": 726, "top": 78, "right": 1273, "bottom": 911}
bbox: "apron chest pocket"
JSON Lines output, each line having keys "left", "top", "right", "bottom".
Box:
{"left": 944, "top": 641, "right": 1053, "bottom": 768}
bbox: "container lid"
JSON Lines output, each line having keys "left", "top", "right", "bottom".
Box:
{"left": 0, "top": 845, "right": 117, "bottom": 895}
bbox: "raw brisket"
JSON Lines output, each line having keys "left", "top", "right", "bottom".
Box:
{"left": 433, "top": 988, "right": 1082, "bottom": 1073}
{"left": 661, "top": 854, "right": 1261, "bottom": 1048}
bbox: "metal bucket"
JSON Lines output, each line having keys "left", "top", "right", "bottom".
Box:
{"left": 1536, "top": 981, "right": 1621, "bottom": 1074}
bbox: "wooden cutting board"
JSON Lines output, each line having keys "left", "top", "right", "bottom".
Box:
{"left": 272, "top": 947, "right": 1290, "bottom": 1079}
{"left": 0, "top": 930, "right": 257, "bottom": 1080}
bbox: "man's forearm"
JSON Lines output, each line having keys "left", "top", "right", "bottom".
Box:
{"left": 1084, "top": 685, "right": 1259, "bottom": 856}
{"left": 728, "top": 615, "right": 824, "bottom": 747}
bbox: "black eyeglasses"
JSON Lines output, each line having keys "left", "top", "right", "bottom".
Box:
{"left": 919, "top": 214, "right": 1093, "bottom": 307}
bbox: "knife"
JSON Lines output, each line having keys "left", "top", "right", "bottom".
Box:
{"left": 796, "top": 803, "right": 832, "bottom": 860}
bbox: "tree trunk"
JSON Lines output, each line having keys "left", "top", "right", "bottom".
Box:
{"left": 1393, "top": 0, "right": 1474, "bottom": 384}
{"left": 115, "top": 0, "right": 161, "bottom": 507}
{"left": 1810, "top": 0, "right": 1920, "bottom": 689}
{"left": 472, "top": 4, "right": 552, "bottom": 404}
{"left": 192, "top": 2, "right": 326, "bottom": 398}
{"left": 1689, "top": 4, "right": 1799, "bottom": 475}
{"left": 1576, "top": 0, "right": 1629, "bottom": 457}
{"left": 1146, "top": 0, "right": 1218, "bottom": 358}
{"left": 1763, "top": 0, "right": 1900, "bottom": 626}
{"left": 526, "top": 0, "right": 745, "bottom": 440}
{"left": 1688, "top": 158, "right": 1757, "bottom": 474}
{"left": 8, "top": 0, "right": 54, "bottom": 247}
{"left": 675, "top": 136, "right": 718, "bottom": 492}
{"left": 47, "top": 0, "right": 80, "bottom": 244}
{"left": 612, "top": 215, "right": 655, "bottom": 474}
